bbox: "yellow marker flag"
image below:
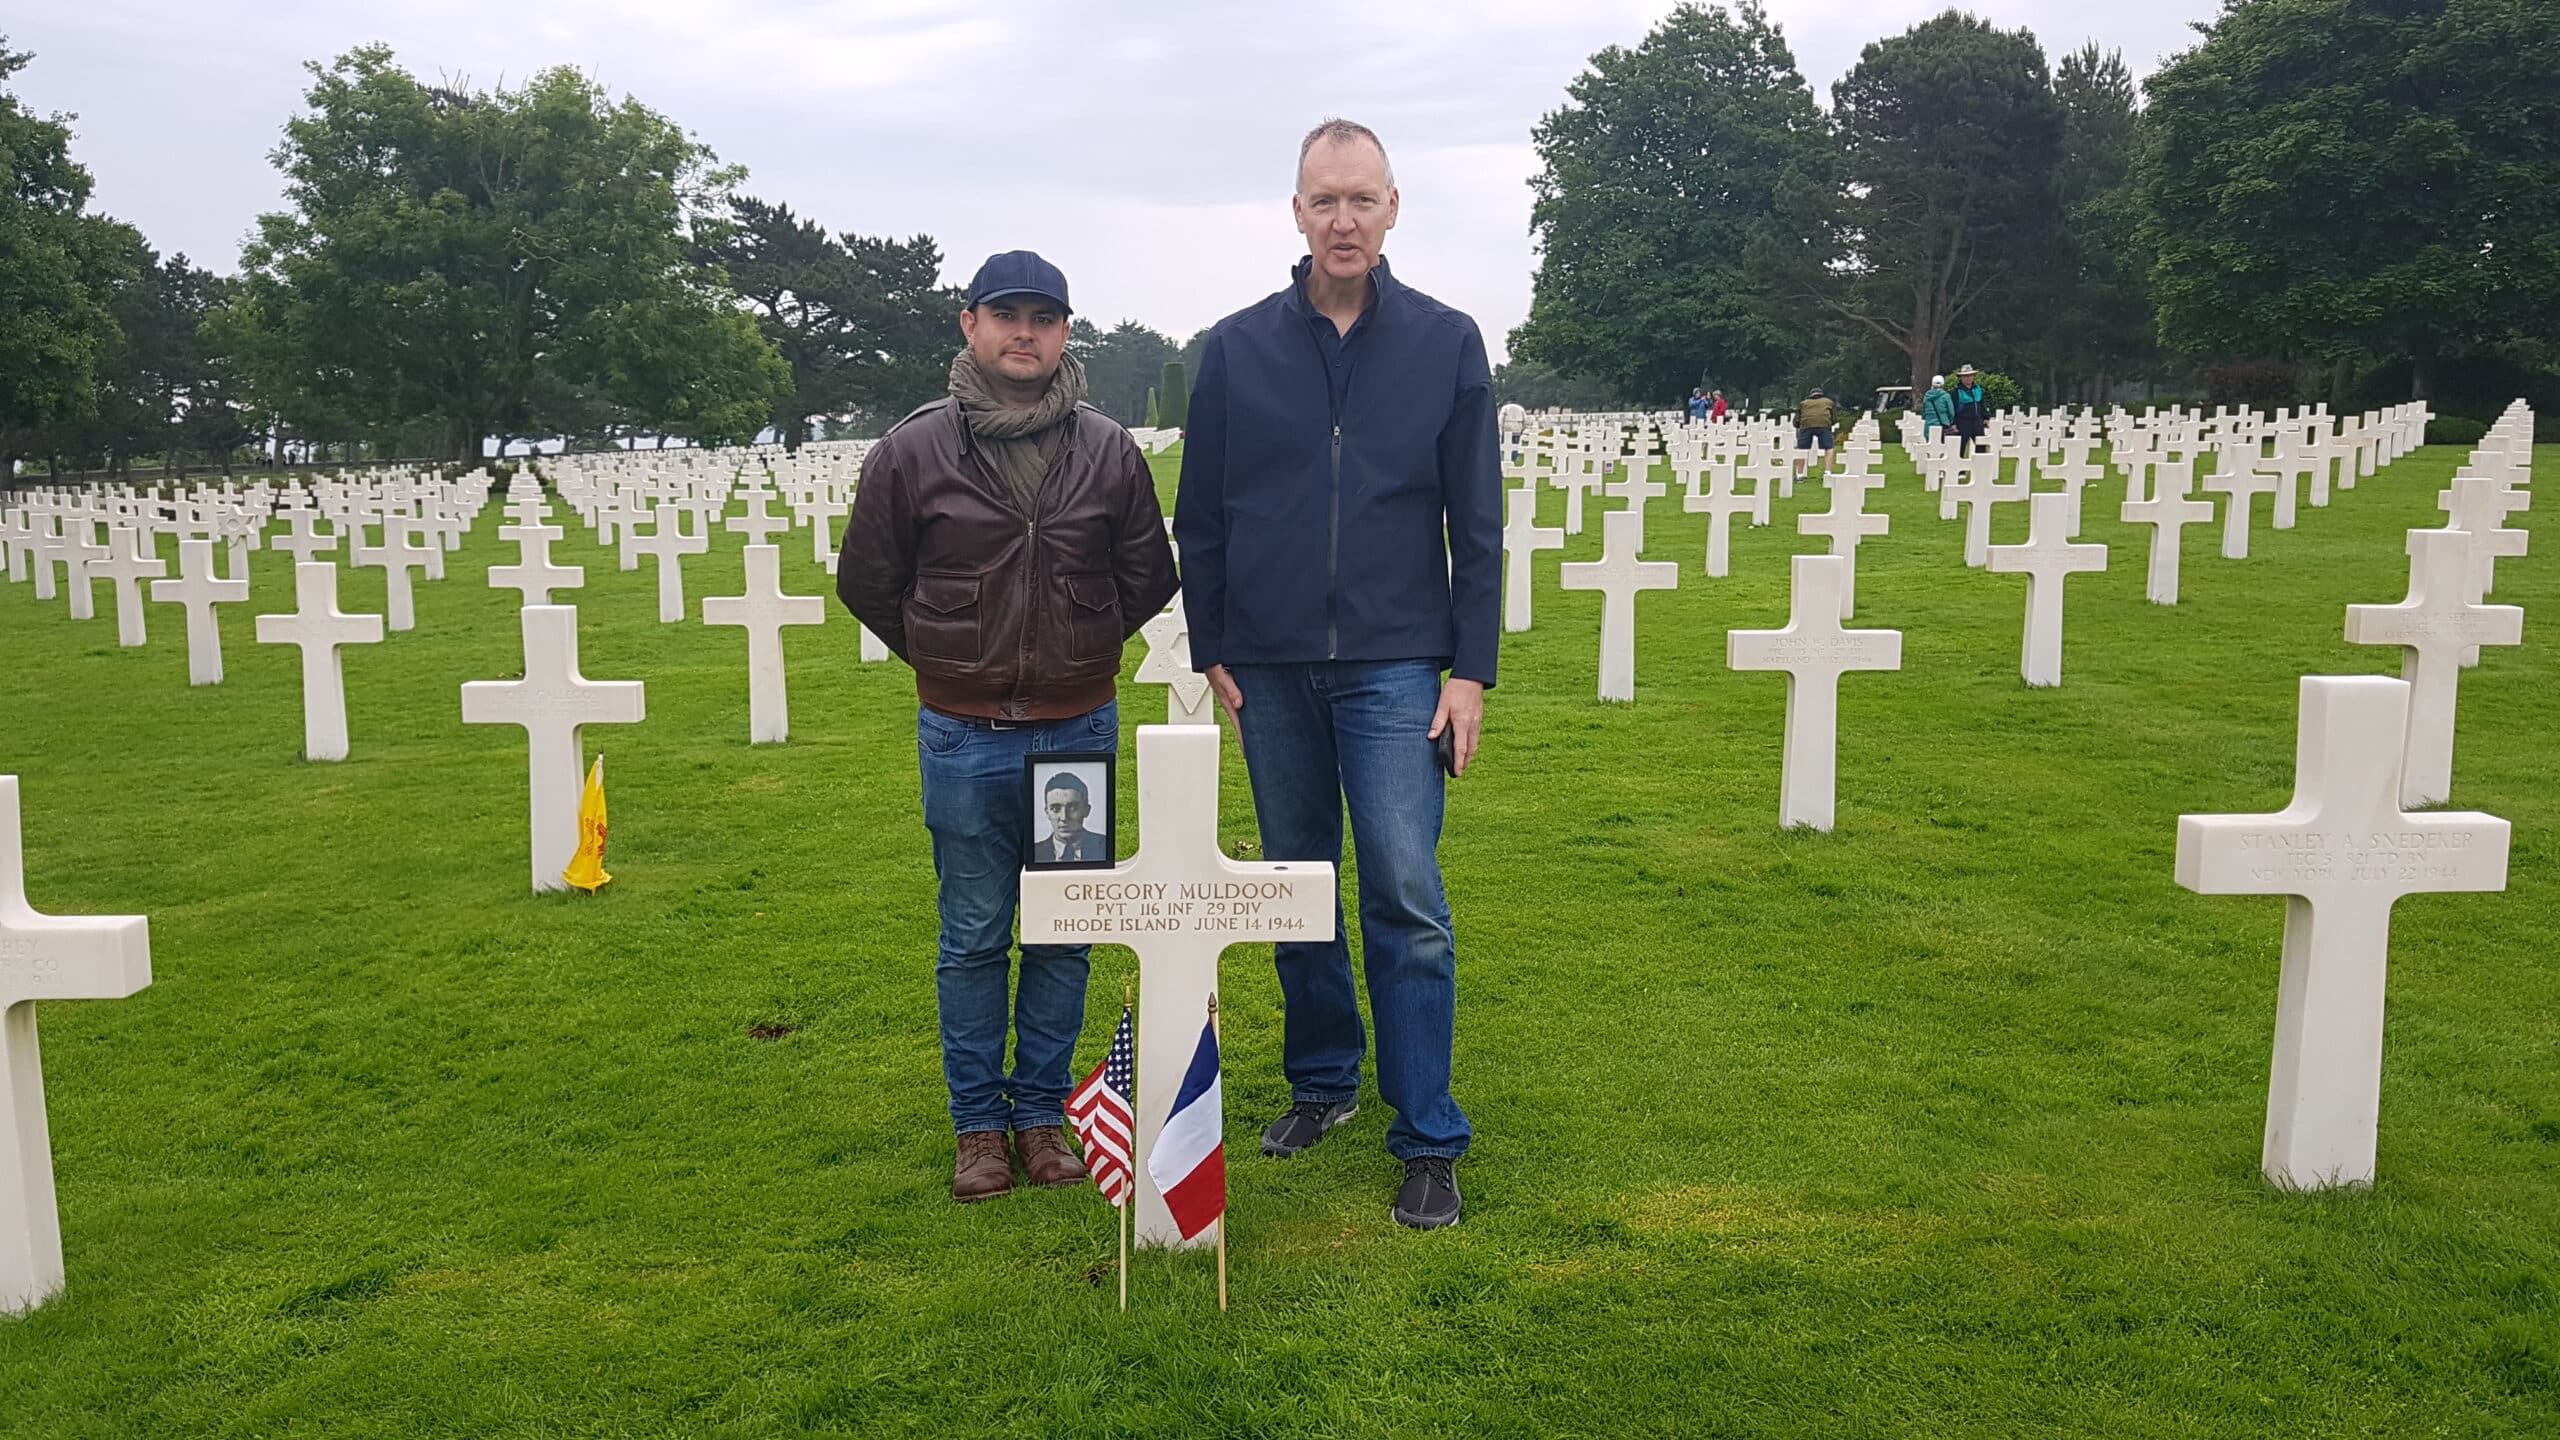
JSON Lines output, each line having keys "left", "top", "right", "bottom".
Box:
{"left": 563, "top": 755, "right": 611, "bottom": 892}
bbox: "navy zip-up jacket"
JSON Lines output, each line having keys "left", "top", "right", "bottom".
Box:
{"left": 1174, "top": 257, "right": 1502, "bottom": 687}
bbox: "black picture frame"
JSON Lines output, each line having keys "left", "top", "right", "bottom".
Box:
{"left": 1024, "top": 751, "right": 1117, "bottom": 870}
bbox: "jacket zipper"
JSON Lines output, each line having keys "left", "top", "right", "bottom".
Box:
{"left": 1326, "top": 422, "right": 1342, "bottom": 660}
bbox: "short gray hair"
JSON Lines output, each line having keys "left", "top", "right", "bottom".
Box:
{"left": 1297, "top": 118, "right": 1395, "bottom": 193}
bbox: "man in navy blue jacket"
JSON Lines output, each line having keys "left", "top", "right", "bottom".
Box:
{"left": 1174, "top": 118, "right": 1501, "bottom": 1230}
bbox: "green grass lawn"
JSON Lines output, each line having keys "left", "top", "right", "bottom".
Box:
{"left": 1, "top": 438, "right": 2554, "bottom": 1437}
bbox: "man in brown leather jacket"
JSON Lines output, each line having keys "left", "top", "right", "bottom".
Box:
{"left": 839, "top": 251, "right": 1178, "bottom": 1203}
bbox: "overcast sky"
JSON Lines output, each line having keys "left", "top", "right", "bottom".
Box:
{"left": 16, "top": 1, "right": 2217, "bottom": 362}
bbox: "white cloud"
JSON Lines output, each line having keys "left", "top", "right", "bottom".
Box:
{"left": 12, "top": 0, "right": 2216, "bottom": 361}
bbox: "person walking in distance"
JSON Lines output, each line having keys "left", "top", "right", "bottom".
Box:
{"left": 1920, "top": 374, "right": 1955, "bottom": 443}
{"left": 1950, "top": 365, "right": 1989, "bottom": 457}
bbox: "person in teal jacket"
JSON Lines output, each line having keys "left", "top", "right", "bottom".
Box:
{"left": 1919, "top": 374, "right": 1955, "bottom": 441}
{"left": 1950, "top": 364, "right": 1990, "bottom": 456}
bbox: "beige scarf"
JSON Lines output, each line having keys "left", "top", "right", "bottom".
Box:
{"left": 949, "top": 349, "right": 1089, "bottom": 511}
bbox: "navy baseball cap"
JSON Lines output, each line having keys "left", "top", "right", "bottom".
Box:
{"left": 967, "top": 250, "right": 1071, "bottom": 312}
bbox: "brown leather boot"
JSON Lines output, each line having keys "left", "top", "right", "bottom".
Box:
{"left": 1015, "top": 1126, "right": 1090, "bottom": 1188}
{"left": 952, "top": 1131, "right": 1013, "bottom": 1203}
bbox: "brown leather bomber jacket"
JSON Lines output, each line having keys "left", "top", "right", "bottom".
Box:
{"left": 836, "top": 398, "right": 1178, "bottom": 721}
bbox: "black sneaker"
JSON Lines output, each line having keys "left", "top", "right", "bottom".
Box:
{"left": 1393, "top": 1156, "right": 1462, "bottom": 1230}
{"left": 1260, "top": 1098, "right": 1359, "bottom": 1158}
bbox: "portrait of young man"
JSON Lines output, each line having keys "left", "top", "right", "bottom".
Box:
{"left": 1172, "top": 118, "right": 1502, "bottom": 1230}
{"left": 838, "top": 250, "right": 1179, "bottom": 1205}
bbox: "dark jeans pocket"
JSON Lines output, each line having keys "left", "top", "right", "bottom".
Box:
{"left": 908, "top": 572, "right": 981, "bottom": 664}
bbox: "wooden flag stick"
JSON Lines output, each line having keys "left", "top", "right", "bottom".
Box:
{"left": 1120, "top": 979, "right": 1132, "bottom": 1315}
{"left": 1210, "top": 991, "right": 1227, "bottom": 1314}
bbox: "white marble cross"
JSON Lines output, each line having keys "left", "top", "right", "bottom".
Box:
{"left": 1726, "top": 555, "right": 1903, "bottom": 831}
{"left": 1797, "top": 473, "right": 1890, "bottom": 619}
{"left": 1680, "top": 464, "right": 1768, "bottom": 579}
{"left": 2043, "top": 441, "right": 2106, "bottom": 535}
{"left": 1552, "top": 459, "right": 1607, "bottom": 537}
{"left": 2202, "top": 461, "right": 2279, "bottom": 560}
{"left": 1558, "top": 510, "right": 1679, "bottom": 702}
{"left": 271, "top": 512, "right": 339, "bottom": 565}
{"left": 702, "top": 545, "right": 826, "bottom": 744}
{"left": 1136, "top": 597, "right": 1215, "bottom": 725}
{"left": 489, "top": 523, "right": 585, "bottom": 608}
{"left": 0, "top": 512, "right": 33, "bottom": 584}
{"left": 1, "top": 775, "right": 152, "bottom": 1315}
{"left": 2343, "top": 529, "right": 2524, "bottom": 807}
{"left": 1949, "top": 461, "right": 2027, "bottom": 569}
{"left": 150, "top": 538, "right": 248, "bottom": 684}
{"left": 2435, "top": 476, "right": 2532, "bottom": 669}
{"left": 461, "top": 607, "right": 647, "bottom": 893}
{"left": 1019, "top": 725, "right": 1336, "bottom": 1249}
{"left": 1985, "top": 492, "right": 2107, "bottom": 687}
{"left": 627, "top": 508, "right": 708, "bottom": 624}
{"left": 2119, "top": 458, "right": 2214, "bottom": 605}
{"left": 350, "top": 520, "right": 432, "bottom": 632}
{"left": 255, "top": 562, "right": 386, "bottom": 762}
{"left": 1603, "top": 460, "right": 1668, "bottom": 549}
{"left": 724, "top": 488, "right": 791, "bottom": 547}
{"left": 2174, "top": 675, "right": 2511, "bottom": 1190}
{"left": 56, "top": 525, "right": 105, "bottom": 621}
{"left": 1500, "top": 488, "right": 1563, "bottom": 633}
{"left": 89, "top": 527, "right": 166, "bottom": 648}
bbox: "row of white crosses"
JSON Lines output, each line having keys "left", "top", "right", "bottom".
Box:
{"left": 2177, "top": 400, "right": 2529, "bottom": 1192}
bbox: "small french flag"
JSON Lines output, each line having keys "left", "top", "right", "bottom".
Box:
{"left": 1147, "top": 1016, "right": 1226, "bottom": 1240}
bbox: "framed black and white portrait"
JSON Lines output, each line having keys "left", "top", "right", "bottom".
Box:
{"left": 1025, "top": 752, "right": 1115, "bottom": 870}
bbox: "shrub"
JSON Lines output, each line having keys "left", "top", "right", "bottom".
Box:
{"left": 2426, "top": 416, "right": 2490, "bottom": 447}
{"left": 1159, "top": 360, "right": 1190, "bottom": 430}
{"left": 1974, "top": 370, "right": 2023, "bottom": 411}
{"left": 2205, "top": 359, "right": 2302, "bottom": 410}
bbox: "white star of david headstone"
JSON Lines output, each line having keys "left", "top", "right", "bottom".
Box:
{"left": 1135, "top": 597, "right": 1215, "bottom": 725}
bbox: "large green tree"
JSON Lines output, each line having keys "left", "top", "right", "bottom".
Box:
{"left": 1511, "top": 2, "right": 1832, "bottom": 403}
{"left": 2142, "top": 0, "right": 2560, "bottom": 399}
{"left": 2046, "top": 44, "right": 2156, "bottom": 402}
{"left": 0, "top": 40, "right": 142, "bottom": 475}
{"left": 695, "top": 196, "right": 957, "bottom": 448}
{"left": 1070, "top": 318, "right": 1179, "bottom": 427}
{"left": 58, "top": 244, "right": 239, "bottom": 476}
{"left": 1818, "top": 10, "right": 2067, "bottom": 395}
{"left": 226, "top": 47, "right": 786, "bottom": 460}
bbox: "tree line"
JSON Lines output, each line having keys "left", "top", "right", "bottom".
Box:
{"left": 0, "top": 43, "right": 1195, "bottom": 479}
{"left": 1508, "top": 0, "right": 2560, "bottom": 425}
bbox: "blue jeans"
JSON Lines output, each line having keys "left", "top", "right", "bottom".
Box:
{"left": 1227, "top": 661, "right": 1471, "bottom": 1161}
{"left": 917, "top": 701, "right": 1117, "bottom": 1135}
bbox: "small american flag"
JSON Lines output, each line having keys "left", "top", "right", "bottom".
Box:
{"left": 1068, "top": 1005, "right": 1136, "bottom": 1207}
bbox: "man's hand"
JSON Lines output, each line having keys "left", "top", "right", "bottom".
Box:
{"left": 1427, "top": 678, "right": 1485, "bottom": 778}
{"left": 1205, "top": 664, "right": 1244, "bottom": 724}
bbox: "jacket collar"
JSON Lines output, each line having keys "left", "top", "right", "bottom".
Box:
{"left": 1284, "top": 253, "right": 1398, "bottom": 322}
